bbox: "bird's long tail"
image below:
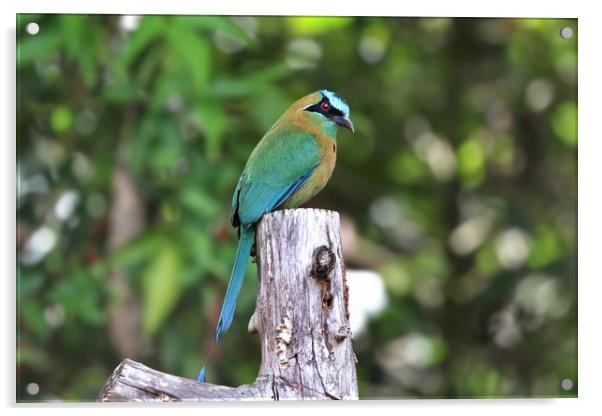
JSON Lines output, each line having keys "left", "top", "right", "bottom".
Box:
{"left": 196, "top": 226, "right": 254, "bottom": 382}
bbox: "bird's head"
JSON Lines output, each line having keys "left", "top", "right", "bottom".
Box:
{"left": 292, "top": 89, "right": 354, "bottom": 135}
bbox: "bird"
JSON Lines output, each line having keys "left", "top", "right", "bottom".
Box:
{"left": 197, "top": 89, "right": 354, "bottom": 382}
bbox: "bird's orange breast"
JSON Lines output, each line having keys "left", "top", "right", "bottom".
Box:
{"left": 276, "top": 91, "right": 338, "bottom": 209}
{"left": 279, "top": 129, "right": 336, "bottom": 209}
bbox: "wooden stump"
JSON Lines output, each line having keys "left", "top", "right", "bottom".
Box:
{"left": 98, "top": 208, "right": 358, "bottom": 401}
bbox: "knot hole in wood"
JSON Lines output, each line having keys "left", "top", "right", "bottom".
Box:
{"left": 312, "top": 245, "right": 336, "bottom": 310}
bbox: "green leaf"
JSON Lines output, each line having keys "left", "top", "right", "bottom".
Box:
{"left": 102, "top": 81, "right": 145, "bottom": 103}
{"left": 142, "top": 241, "right": 183, "bottom": 336}
{"left": 47, "top": 274, "right": 104, "bottom": 326}
{"left": 117, "top": 16, "right": 165, "bottom": 69}
{"left": 17, "top": 271, "right": 44, "bottom": 296}
{"left": 166, "top": 26, "right": 211, "bottom": 94}
{"left": 110, "top": 231, "right": 164, "bottom": 269}
{"left": 50, "top": 105, "right": 73, "bottom": 133}
{"left": 80, "top": 47, "right": 99, "bottom": 88}
{"left": 387, "top": 151, "right": 429, "bottom": 184}
{"left": 528, "top": 226, "right": 563, "bottom": 268}
{"left": 249, "top": 86, "right": 290, "bottom": 132}
{"left": 286, "top": 16, "right": 353, "bottom": 36}
{"left": 148, "top": 120, "right": 184, "bottom": 170}
{"left": 179, "top": 187, "right": 221, "bottom": 218}
{"left": 191, "top": 101, "right": 227, "bottom": 159}
{"left": 174, "top": 16, "right": 254, "bottom": 45}
{"left": 457, "top": 137, "right": 486, "bottom": 187}
{"left": 59, "top": 15, "right": 84, "bottom": 59}
{"left": 19, "top": 299, "right": 49, "bottom": 339}
{"left": 148, "top": 76, "right": 177, "bottom": 112}
{"left": 17, "top": 30, "right": 62, "bottom": 66}
{"left": 210, "top": 64, "right": 290, "bottom": 98}
{"left": 127, "top": 115, "right": 156, "bottom": 175}
{"left": 552, "top": 101, "right": 577, "bottom": 147}
{"left": 58, "top": 15, "right": 101, "bottom": 87}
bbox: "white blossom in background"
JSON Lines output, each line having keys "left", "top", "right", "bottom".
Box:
{"left": 44, "top": 304, "right": 66, "bottom": 328}
{"left": 489, "top": 304, "right": 522, "bottom": 348}
{"left": 377, "top": 332, "right": 445, "bottom": 394}
{"left": 369, "top": 197, "right": 424, "bottom": 249}
{"left": 71, "top": 152, "right": 94, "bottom": 183}
{"left": 358, "top": 35, "right": 386, "bottom": 64}
{"left": 214, "top": 17, "right": 257, "bottom": 54}
{"left": 495, "top": 228, "right": 532, "bottom": 270}
{"left": 21, "top": 226, "right": 57, "bottom": 266}
{"left": 346, "top": 269, "right": 387, "bottom": 336}
{"left": 286, "top": 39, "right": 322, "bottom": 70}
{"left": 514, "top": 274, "right": 571, "bottom": 322}
{"left": 402, "top": 333, "right": 435, "bottom": 367}
{"left": 413, "top": 132, "right": 456, "bottom": 181}
{"left": 119, "top": 15, "right": 141, "bottom": 33}
{"left": 214, "top": 30, "right": 245, "bottom": 54}
{"left": 75, "top": 110, "right": 98, "bottom": 136}
{"left": 526, "top": 79, "right": 554, "bottom": 112}
{"left": 54, "top": 190, "right": 79, "bottom": 221}
{"left": 449, "top": 211, "right": 496, "bottom": 256}
{"left": 18, "top": 171, "right": 49, "bottom": 199}
{"left": 35, "top": 138, "right": 65, "bottom": 168}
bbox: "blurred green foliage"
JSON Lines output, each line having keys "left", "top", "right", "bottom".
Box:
{"left": 17, "top": 15, "right": 577, "bottom": 401}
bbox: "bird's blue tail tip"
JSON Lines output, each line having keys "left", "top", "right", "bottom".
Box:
{"left": 196, "top": 367, "right": 206, "bottom": 383}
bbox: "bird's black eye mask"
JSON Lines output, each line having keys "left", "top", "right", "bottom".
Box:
{"left": 304, "top": 97, "right": 345, "bottom": 119}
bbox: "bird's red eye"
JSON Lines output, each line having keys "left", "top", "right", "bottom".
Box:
{"left": 321, "top": 101, "right": 330, "bottom": 112}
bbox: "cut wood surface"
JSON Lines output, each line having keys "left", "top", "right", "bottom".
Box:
{"left": 98, "top": 208, "right": 358, "bottom": 401}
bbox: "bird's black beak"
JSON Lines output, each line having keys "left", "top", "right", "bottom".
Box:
{"left": 331, "top": 115, "right": 355, "bottom": 133}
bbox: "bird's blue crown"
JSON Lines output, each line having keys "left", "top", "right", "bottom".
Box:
{"left": 320, "top": 89, "right": 350, "bottom": 118}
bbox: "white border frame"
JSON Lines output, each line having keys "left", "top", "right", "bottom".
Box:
{"left": 4, "top": 1, "right": 599, "bottom": 414}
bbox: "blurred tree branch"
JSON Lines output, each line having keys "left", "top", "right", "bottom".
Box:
{"left": 107, "top": 106, "right": 145, "bottom": 359}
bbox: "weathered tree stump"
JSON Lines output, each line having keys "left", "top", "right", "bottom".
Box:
{"left": 98, "top": 208, "right": 358, "bottom": 401}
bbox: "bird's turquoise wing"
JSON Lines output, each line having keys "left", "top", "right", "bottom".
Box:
{"left": 232, "top": 128, "right": 320, "bottom": 226}
{"left": 214, "top": 127, "right": 319, "bottom": 347}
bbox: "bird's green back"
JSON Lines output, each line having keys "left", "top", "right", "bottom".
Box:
{"left": 232, "top": 124, "right": 321, "bottom": 226}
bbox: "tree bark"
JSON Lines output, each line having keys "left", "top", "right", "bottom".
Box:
{"left": 98, "top": 208, "right": 358, "bottom": 401}
{"left": 106, "top": 155, "right": 145, "bottom": 359}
